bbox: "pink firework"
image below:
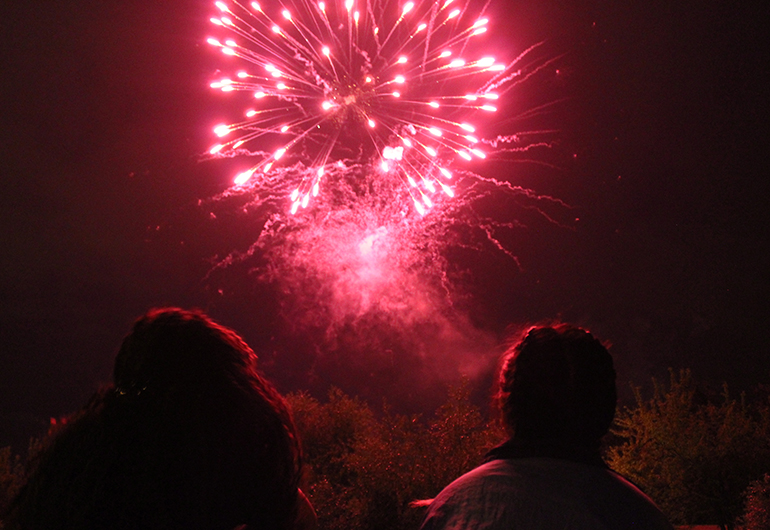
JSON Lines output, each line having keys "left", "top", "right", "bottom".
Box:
{"left": 207, "top": 0, "right": 509, "bottom": 215}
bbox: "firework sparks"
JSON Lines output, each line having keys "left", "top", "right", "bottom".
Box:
{"left": 195, "top": 0, "right": 570, "bottom": 400}
{"left": 200, "top": 0, "right": 569, "bottom": 335}
{"left": 207, "top": 0, "right": 512, "bottom": 214}
{"left": 205, "top": 155, "right": 571, "bottom": 323}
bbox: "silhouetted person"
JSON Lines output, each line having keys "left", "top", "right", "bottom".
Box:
{"left": 420, "top": 324, "right": 673, "bottom": 530}
{"left": 5, "top": 308, "right": 316, "bottom": 530}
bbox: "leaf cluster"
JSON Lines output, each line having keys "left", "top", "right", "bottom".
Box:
{"left": 286, "top": 383, "right": 504, "bottom": 530}
{"left": 606, "top": 369, "right": 770, "bottom": 529}
{"left": 740, "top": 472, "right": 770, "bottom": 529}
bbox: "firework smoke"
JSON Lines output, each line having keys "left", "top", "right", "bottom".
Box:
{"left": 201, "top": 156, "right": 570, "bottom": 408}
{"left": 201, "top": 0, "right": 571, "bottom": 406}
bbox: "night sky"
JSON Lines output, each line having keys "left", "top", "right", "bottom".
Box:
{"left": 1, "top": 0, "right": 768, "bottom": 452}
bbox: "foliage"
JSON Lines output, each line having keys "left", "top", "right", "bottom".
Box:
{"left": 9, "top": 369, "right": 770, "bottom": 530}
{"left": 740, "top": 473, "right": 770, "bottom": 529}
{"left": 0, "top": 418, "right": 70, "bottom": 526}
{"left": 0, "top": 447, "right": 25, "bottom": 524}
{"left": 287, "top": 388, "right": 380, "bottom": 530}
{"left": 286, "top": 383, "right": 504, "bottom": 530}
{"left": 607, "top": 369, "right": 770, "bottom": 530}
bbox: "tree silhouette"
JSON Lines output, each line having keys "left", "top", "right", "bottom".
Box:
{"left": 286, "top": 383, "right": 504, "bottom": 530}
{"left": 607, "top": 369, "right": 770, "bottom": 529}
{"left": 741, "top": 473, "right": 770, "bottom": 529}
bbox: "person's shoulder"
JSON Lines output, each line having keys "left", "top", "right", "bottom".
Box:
{"left": 436, "top": 459, "right": 517, "bottom": 495}
{"left": 419, "top": 460, "right": 538, "bottom": 530}
{"left": 421, "top": 459, "right": 674, "bottom": 530}
{"left": 538, "top": 461, "right": 674, "bottom": 529}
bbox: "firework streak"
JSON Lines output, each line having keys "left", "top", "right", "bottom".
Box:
{"left": 205, "top": 0, "right": 535, "bottom": 215}
{"left": 201, "top": 0, "right": 572, "bottom": 332}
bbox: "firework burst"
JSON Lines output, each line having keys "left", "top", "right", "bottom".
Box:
{"left": 200, "top": 0, "right": 570, "bottom": 343}
{"left": 206, "top": 0, "right": 527, "bottom": 214}
{"left": 195, "top": 0, "right": 573, "bottom": 405}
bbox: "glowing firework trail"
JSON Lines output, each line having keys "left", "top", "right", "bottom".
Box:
{"left": 207, "top": 0, "right": 510, "bottom": 214}
{"left": 196, "top": 0, "right": 569, "bottom": 400}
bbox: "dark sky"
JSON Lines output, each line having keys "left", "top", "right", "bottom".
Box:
{"left": 1, "top": 0, "right": 768, "bottom": 451}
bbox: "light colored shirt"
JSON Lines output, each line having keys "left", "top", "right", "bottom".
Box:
{"left": 420, "top": 458, "right": 673, "bottom": 530}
